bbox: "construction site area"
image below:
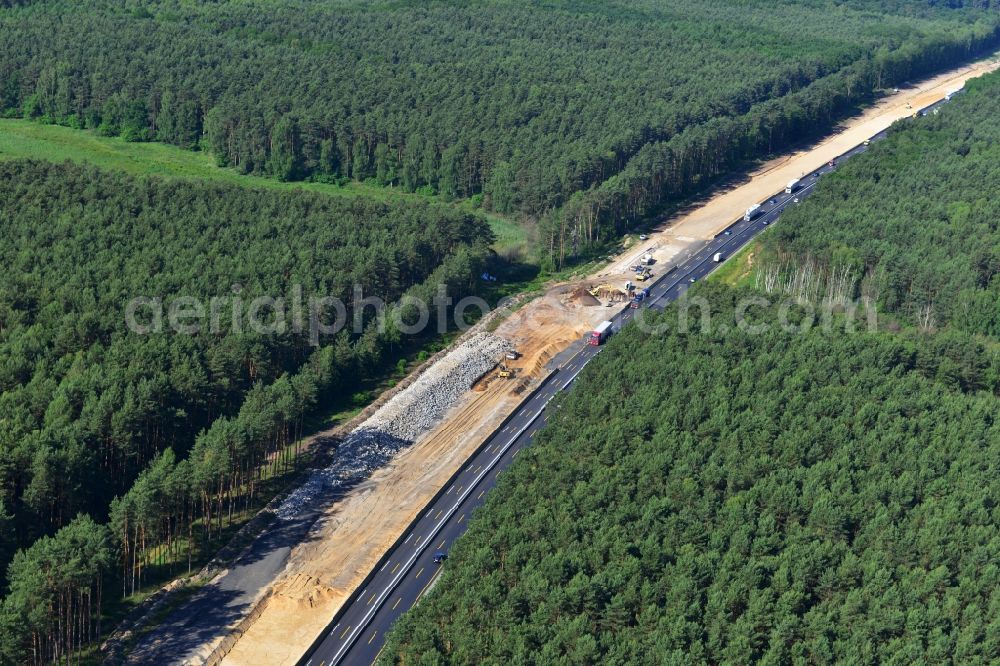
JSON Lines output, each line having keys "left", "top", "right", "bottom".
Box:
{"left": 118, "top": 54, "right": 1000, "bottom": 666}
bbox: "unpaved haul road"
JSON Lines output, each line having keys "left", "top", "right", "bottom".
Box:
{"left": 297, "top": 90, "right": 969, "bottom": 666}
{"left": 129, "top": 52, "right": 997, "bottom": 666}
{"left": 599, "top": 55, "right": 1000, "bottom": 279}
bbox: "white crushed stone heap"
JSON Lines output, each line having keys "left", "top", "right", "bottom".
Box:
{"left": 276, "top": 333, "right": 512, "bottom": 520}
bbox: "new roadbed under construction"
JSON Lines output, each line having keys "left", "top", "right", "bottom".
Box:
{"left": 295, "top": 78, "right": 990, "bottom": 665}
{"left": 119, "top": 53, "right": 999, "bottom": 666}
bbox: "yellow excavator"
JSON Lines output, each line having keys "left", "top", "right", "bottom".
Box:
{"left": 588, "top": 284, "right": 610, "bottom": 297}
{"left": 589, "top": 284, "right": 628, "bottom": 301}
{"left": 497, "top": 363, "right": 516, "bottom": 379}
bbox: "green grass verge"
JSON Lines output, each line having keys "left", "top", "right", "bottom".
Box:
{"left": 709, "top": 240, "right": 759, "bottom": 287}
{"left": 0, "top": 118, "right": 528, "bottom": 252}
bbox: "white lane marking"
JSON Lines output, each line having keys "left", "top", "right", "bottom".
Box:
{"left": 325, "top": 404, "right": 551, "bottom": 665}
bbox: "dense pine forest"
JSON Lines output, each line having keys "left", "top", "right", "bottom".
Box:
{"left": 0, "top": 159, "right": 490, "bottom": 663}
{"left": 383, "top": 72, "right": 1000, "bottom": 663}
{"left": 3, "top": 0, "right": 1000, "bottom": 264}
{"left": 385, "top": 285, "right": 1000, "bottom": 664}
{"left": 4, "top": 0, "right": 1000, "bottom": 663}
{"left": 762, "top": 69, "right": 1000, "bottom": 336}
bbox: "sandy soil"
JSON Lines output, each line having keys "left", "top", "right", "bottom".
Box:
{"left": 222, "top": 293, "right": 594, "bottom": 666}
{"left": 605, "top": 56, "right": 1000, "bottom": 260}
{"left": 223, "top": 378, "right": 526, "bottom": 666}
{"left": 220, "top": 52, "right": 999, "bottom": 666}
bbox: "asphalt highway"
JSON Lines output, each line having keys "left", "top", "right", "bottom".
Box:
{"left": 299, "top": 96, "right": 953, "bottom": 666}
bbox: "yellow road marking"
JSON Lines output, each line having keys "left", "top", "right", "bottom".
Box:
{"left": 416, "top": 568, "right": 441, "bottom": 601}
{"left": 391, "top": 563, "right": 400, "bottom": 574}
{"left": 434, "top": 510, "right": 443, "bottom": 520}
{"left": 368, "top": 631, "right": 378, "bottom": 645}
{"left": 415, "top": 535, "right": 423, "bottom": 545}
{"left": 339, "top": 625, "right": 351, "bottom": 639}
{"left": 458, "top": 514, "right": 465, "bottom": 524}
{"left": 437, "top": 540, "right": 445, "bottom": 549}
{"left": 478, "top": 490, "right": 486, "bottom": 499}
{"left": 367, "top": 592, "right": 376, "bottom": 605}
{"left": 415, "top": 566, "right": 424, "bottom": 579}
{"left": 392, "top": 597, "right": 402, "bottom": 610}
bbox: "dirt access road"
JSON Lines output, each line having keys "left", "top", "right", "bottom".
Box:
{"left": 600, "top": 55, "right": 1000, "bottom": 278}
{"left": 217, "top": 53, "right": 999, "bottom": 666}
{"left": 221, "top": 290, "right": 607, "bottom": 666}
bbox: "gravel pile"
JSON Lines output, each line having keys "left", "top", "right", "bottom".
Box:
{"left": 276, "top": 333, "right": 511, "bottom": 520}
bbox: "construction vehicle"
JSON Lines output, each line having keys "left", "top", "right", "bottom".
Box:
{"left": 785, "top": 178, "right": 800, "bottom": 194}
{"left": 624, "top": 280, "right": 634, "bottom": 292}
{"left": 588, "top": 320, "right": 614, "bottom": 346}
{"left": 744, "top": 203, "right": 761, "bottom": 221}
{"left": 636, "top": 268, "right": 652, "bottom": 282}
{"left": 505, "top": 350, "right": 521, "bottom": 361}
{"left": 497, "top": 363, "right": 516, "bottom": 379}
{"left": 631, "top": 288, "right": 650, "bottom": 308}
{"left": 590, "top": 284, "right": 628, "bottom": 302}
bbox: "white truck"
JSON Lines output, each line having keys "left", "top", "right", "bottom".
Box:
{"left": 744, "top": 203, "right": 761, "bottom": 222}
{"left": 713, "top": 252, "right": 724, "bottom": 262}
{"left": 785, "top": 178, "right": 800, "bottom": 194}
{"left": 588, "top": 320, "right": 614, "bottom": 346}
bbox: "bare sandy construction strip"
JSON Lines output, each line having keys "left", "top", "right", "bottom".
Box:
{"left": 218, "top": 51, "right": 1000, "bottom": 666}
{"left": 221, "top": 291, "right": 604, "bottom": 666}
{"left": 599, "top": 54, "right": 1000, "bottom": 277}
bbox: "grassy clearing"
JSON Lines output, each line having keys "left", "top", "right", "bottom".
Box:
{"left": 482, "top": 211, "right": 531, "bottom": 257}
{"left": 710, "top": 240, "right": 759, "bottom": 287}
{"left": 0, "top": 119, "right": 529, "bottom": 251}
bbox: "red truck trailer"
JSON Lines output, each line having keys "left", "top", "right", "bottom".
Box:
{"left": 588, "top": 320, "right": 614, "bottom": 346}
